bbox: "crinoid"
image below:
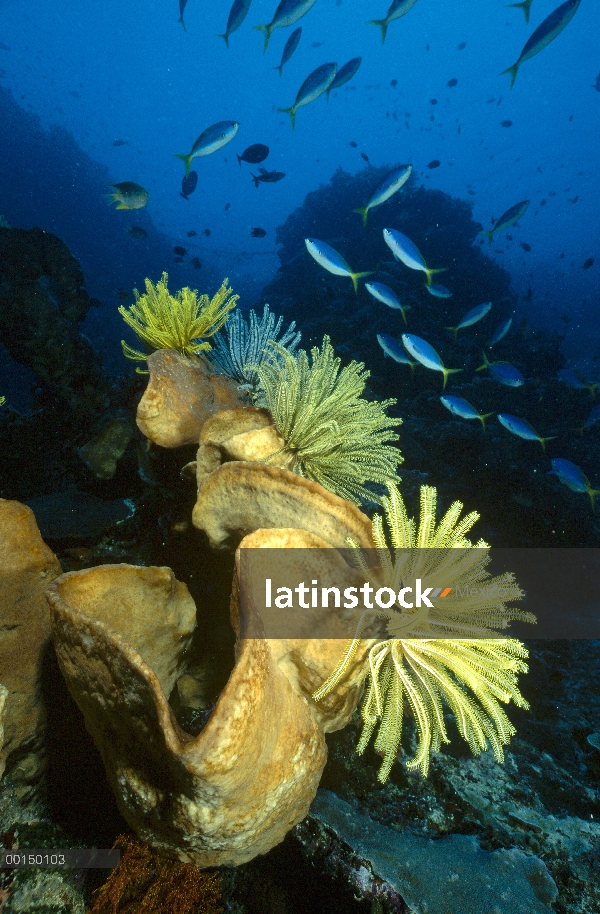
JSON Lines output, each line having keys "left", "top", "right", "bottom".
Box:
{"left": 314, "top": 482, "right": 535, "bottom": 781}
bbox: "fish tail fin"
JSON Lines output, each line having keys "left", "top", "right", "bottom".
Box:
{"left": 475, "top": 353, "right": 489, "bottom": 372}
{"left": 539, "top": 436, "right": 557, "bottom": 454}
{"left": 352, "top": 205, "right": 369, "bottom": 227}
{"left": 251, "top": 173, "right": 259, "bottom": 188}
{"left": 479, "top": 229, "right": 494, "bottom": 243}
{"left": 480, "top": 412, "right": 495, "bottom": 431}
{"left": 254, "top": 23, "right": 272, "bottom": 53}
{"left": 273, "top": 64, "right": 283, "bottom": 77}
{"left": 216, "top": 32, "right": 230, "bottom": 48}
{"left": 588, "top": 488, "right": 600, "bottom": 512}
{"left": 442, "top": 368, "right": 462, "bottom": 390}
{"left": 237, "top": 154, "right": 242, "bottom": 167}
{"left": 179, "top": 15, "right": 186, "bottom": 32}
{"left": 409, "top": 360, "right": 417, "bottom": 378}
{"left": 588, "top": 382, "right": 599, "bottom": 399}
{"left": 351, "top": 271, "right": 373, "bottom": 294}
{"left": 500, "top": 62, "right": 519, "bottom": 89}
{"left": 179, "top": 193, "right": 189, "bottom": 200}
{"left": 368, "top": 18, "right": 388, "bottom": 45}
{"left": 174, "top": 153, "right": 193, "bottom": 177}
{"left": 446, "top": 325, "right": 459, "bottom": 340}
{"left": 507, "top": 0, "right": 532, "bottom": 23}
{"left": 115, "top": 202, "right": 130, "bottom": 210}
{"left": 278, "top": 106, "right": 296, "bottom": 130}
{"left": 401, "top": 307, "right": 409, "bottom": 325}
{"left": 425, "top": 266, "right": 447, "bottom": 285}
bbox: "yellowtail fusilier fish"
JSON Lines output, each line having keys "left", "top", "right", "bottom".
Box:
{"left": 489, "top": 317, "right": 513, "bottom": 347}
{"left": 377, "top": 333, "right": 417, "bottom": 373}
{"left": 368, "top": 0, "right": 419, "bottom": 45}
{"left": 577, "top": 404, "right": 600, "bottom": 435}
{"left": 383, "top": 228, "right": 446, "bottom": 286}
{"left": 305, "top": 238, "right": 372, "bottom": 293}
{"left": 497, "top": 413, "right": 555, "bottom": 451}
{"left": 501, "top": 0, "right": 581, "bottom": 88}
{"left": 440, "top": 395, "right": 494, "bottom": 430}
{"left": 402, "top": 334, "right": 461, "bottom": 389}
{"left": 426, "top": 283, "right": 452, "bottom": 299}
{"left": 477, "top": 353, "right": 524, "bottom": 387}
{"left": 273, "top": 26, "right": 302, "bottom": 76}
{"left": 557, "top": 368, "right": 598, "bottom": 397}
{"left": 175, "top": 121, "right": 239, "bottom": 177}
{"left": 447, "top": 301, "right": 492, "bottom": 340}
{"left": 480, "top": 201, "right": 529, "bottom": 243}
{"left": 549, "top": 458, "right": 600, "bottom": 511}
{"left": 507, "top": 0, "right": 534, "bottom": 24}
{"left": 255, "top": 0, "right": 318, "bottom": 53}
{"left": 107, "top": 182, "right": 150, "bottom": 210}
{"left": 217, "top": 0, "right": 253, "bottom": 47}
{"left": 326, "top": 57, "right": 362, "bottom": 102}
{"left": 366, "top": 282, "right": 410, "bottom": 323}
{"left": 353, "top": 165, "right": 412, "bottom": 227}
{"left": 279, "top": 62, "right": 337, "bottom": 130}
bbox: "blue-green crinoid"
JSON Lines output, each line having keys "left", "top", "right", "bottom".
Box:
{"left": 254, "top": 335, "right": 402, "bottom": 506}
{"left": 314, "top": 482, "right": 535, "bottom": 781}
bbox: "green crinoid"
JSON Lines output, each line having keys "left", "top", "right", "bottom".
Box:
{"left": 314, "top": 482, "right": 535, "bottom": 781}
{"left": 254, "top": 335, "right": 402, "bottom": 505}
{"left": 119, "top": 273, "right": 238, "bottom": 364}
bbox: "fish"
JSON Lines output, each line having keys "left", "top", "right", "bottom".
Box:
{"left": 126, "top": 226, "right": 148, "bottom": 240}
{"left": 250, "top": 227, "right": 267, "bottom": 237}
{"left": 368, "top": 0, "right": 419, "bottom": 46}
{"left": 377, "top": 333, "right": 416, "bottom": 372}
{"left": 187, "top": 230, "right": 197, "bottom": 237}
{"left": 476, "top": 353, "right": 524, "bottom": 387}
{"left": 255, "top": 0, "right": 318, "bottom": 53}
{"left": 108, "top": 182, "right": 150, "bottom": 210}
{"left": 112, "top": 139, "right": 129, "bottom": 147}
{"left": 426, "top": 283, "right": 452, "bottom": 299}
{"left": 252, "top": 167, "right": 286, "bottom": 187}
{"left": 305, "top": 238, "right": 372, "bottom": 293}
{"left": 353, "top": 165, "right": 412, "bottom": 226}
{"left": 225, "top": 202, "right": 231, "bottom": 211}
{"left": 520, "top": 241, "right": 531, "bottom": 251}
{"left": 217, "top": 0, "right": 253, "bottom": 47}
{"left": 401, "top": 334, "right": 461, "bottom": 388}
{"left": 583, "top": 257, "right": 594, "bottom": 270}
{"left": 488, "top": 317, "right": 513, "bottom": 347}
{"left": 180, "top": 170, "right": 198, "bottom": 199}
{"left": 500, "top": 120, "right": 513, "bottom": 127}
{"left": 593, "top": 72, "right": 600, "bottom": 92}
{"left": 507, "top": 0, "right": 534, "bottom": 23}
{"left": 383, "top": 228, "right": 446, "bottom": 285}
{"left": 326, "top": 57, "right": 362, "bottom": 101}
{"left": 440, "top": 395, "right": 493, "bottom": 429}
{"left": 580, "top": 404, "right": 600, "bottom": 432}
{"left": 447, "top": 301, "right": 492, "bottom": 340}
{"left": 349, "top": 140, "right": 358, "bottom": 147}
{"left": 480, "top": 200, "right": 529, "bottom": 243}
{"left": 237, "top": 143, "right": 269, "bottom": 166}
{"left": 497, "top": 413, "right": 555, "bottom": 451}
{"left": 457, "top": 41, "right": 466, "bottom": 49}
{"left": 557, "top": 368, "right": 598, "bottom": 396}
{"left": 549, "top": 458, "right": 600, "bottom": 510}
{"left": 427, "top": 159, "right": 441, "bottom": 169}
{"left": 501, "top": 0, "right": 581, "bottom": 88}
{"left": 204, "top": 228, "right": 211, "bottom": 236}
{"left": 178, "top": 0, "right": 188, "bottom": 31}
{"left": 279, "top": 62, "right": 337, "bottom": 130}
{"left": 173, "top": 246, "right": 187, "bottom": 256}
{"left": 361, "top": 152, "right": 370, "bottom": 163}
{"left": 273, "top": 27, "right": 302, "bottom": 76}
{"left": 191, "top": 257, "right": 202, "bottom": 269}
{"left": 175, "top": 121, "right": 239, "bottom": 176}
{"left": 447, "top": 78, "right": 458, "bottom": 87}
{"left": 365, "top": 282, "right": 410, "bottom": 323}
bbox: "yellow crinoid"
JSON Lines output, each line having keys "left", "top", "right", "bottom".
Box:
{"left": 314, "top": 482, "right": 535, "bottom": 781}
{"left": 119, "top": 273, "right": 238, "bottom": 363}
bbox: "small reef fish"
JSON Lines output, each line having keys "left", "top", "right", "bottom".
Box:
{"left": 549, "top": 458, "right": 600, "bottom": 511}
{"left": 279, "top": 62, "right": 337, "bottom": 130}
{"left": 447, "top": 78, "right": 458, "bottom": 87}
{"left": 497, "top": 413, "right": 554, "bottom": 451}
{"left": 580, "top": 404, "right": 600, "bottom": 432}
{"left": 593, "top": 72, "right": 600, "bottom": 92}
{"left": 427, "top": 159, "right": 441, "bottom": 169}
{"left": 501, "top": 0, "right": 581, "bottom": 88}
{"left": 557, "top": 368, "right": 598, "bottom": 397}
{"left": 583, "top": 257, "right": 594, "bottom": 270}
{"left": 480, "top": 200, "right": 529, "bottom": 243}
{"left": 447, "top": 301, "right": 492, "bottom": 339}
{"left": 180, "top": 170, "right": 198, "bottom": 199}
{"left": 112, "top": 139, "right": 129, "bottom": 147}
{"left": 477, "top": 353, "right": 524, "bottom": 387}
{"left": 369, "top": 0, "right": 419, "bottom": 45}
{"left": 365, "top": 282, "right": 410, "bottom": 323}
{"left": 187, "top": 230, "right": 197, "bottom": 236}
{"left": 401, "top": 334, "right": 461, "bottom": 389}
{"left": 252, "top": 167, "right": 286, "bottom": 187}
{"left": 305, "top": 238, "right": 372, "bottom": 293}
{"left": 489, "top": 317, "right": 513, "bottom": 347}
{"left": 383, "top": 228, "right": 446, "bottom": 285}
{"left": 353, "top": 164, "right": 412, "bottom": 226}
{"left": 440, "top": 395, "right": 493, "bottom": 429}
{"left": 426, "top": 283, "right": 452, "bottom": 299}
{"left": 178, "top": 0, "right": 188, "bottom": 31}
{"left": 173, "top": 246, "right": 187, "bottom": 256}
{"left": 250, "top": 227, "right": 267, "bottom": 237}
{"left": 175, "top": 121, "right": 239, "bottom": 177}
{"left": 126, "top": 226, "right": 148, "bottom": 240}
{"left": 274, "top": 27, "right": 302, "bottom": 76}
{"left": 326, "top": 57, "right": 362, "bottom": 101}
{"left": 237, "top": 143, "right": 269, "bottom": 166}
{"left": 255, "top": 0, "right": 318, "bottom": 53}
{"left": 218, "top": 0, "right": 253, "bottom": 47}
{"left": 508, "top": 0, "right": 534, "bottom": 22}
{"left": 108, "top": 182, "right": 149, "bottom": 210}
{"left": 191, "top": 257, "right": 202, "bottom": 269}
{"left": 377, "top": 333, "right": 416, "bottom": 372}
